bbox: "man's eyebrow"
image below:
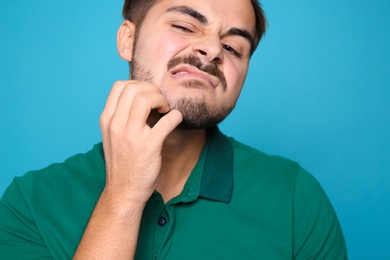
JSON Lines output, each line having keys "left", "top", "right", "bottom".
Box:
{"left": 166, "top": 6, "right": 208, "bottom": 24}
{"left": 227, "top": 28, "right": 255, "bottom": 53}
{"left": 166, "top": 6, "right": 255, "bottom": 53}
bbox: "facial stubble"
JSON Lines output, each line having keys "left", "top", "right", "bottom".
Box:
{"left": 130, "top": 34, "right": 235, "bottom": 129}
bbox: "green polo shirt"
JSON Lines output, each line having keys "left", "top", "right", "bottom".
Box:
{"left": 0, "top": 127, "right": 347, "bottom": 259}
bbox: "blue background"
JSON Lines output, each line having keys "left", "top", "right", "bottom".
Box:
{"left": 1, "top": 0, "right": 389, "bottom": 258}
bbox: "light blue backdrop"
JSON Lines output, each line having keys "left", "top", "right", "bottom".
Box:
{"left": 1, "top": 0, "right": 389, "bottom": 259}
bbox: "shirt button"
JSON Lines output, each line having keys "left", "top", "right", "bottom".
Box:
{"left": 157, "top": 216, "right": 167, "bottom": 226}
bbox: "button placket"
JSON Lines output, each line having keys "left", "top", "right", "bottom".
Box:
{"left": 155, "top": 204, "right": 176, "bottom": 259}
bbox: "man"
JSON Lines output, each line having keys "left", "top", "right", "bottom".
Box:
{"left": 0, "top": 0, "right": 347, "bottom": 259}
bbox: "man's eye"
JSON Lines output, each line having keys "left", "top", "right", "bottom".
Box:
{"left": 223, "top": 44, "right": 242, "bottom": 58}
{"left": 172, "top": 24, "right": 193, "bottom": 33}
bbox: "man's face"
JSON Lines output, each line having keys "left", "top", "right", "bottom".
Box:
{"left": 128, "top": 0, "right": 256, "bottom": 129}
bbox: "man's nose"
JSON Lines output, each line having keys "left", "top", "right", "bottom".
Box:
{"left": 192, "top": 36, "right": 224, "bottom": 64}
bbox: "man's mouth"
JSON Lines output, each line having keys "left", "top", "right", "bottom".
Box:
{"left": 171, "top": 65, "right": 219, "bottom": 88}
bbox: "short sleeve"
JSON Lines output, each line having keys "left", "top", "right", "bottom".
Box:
{"left": 0, "top": 179, "right": 53, "bottom": 259}
{"left": 293, "top": 167, "right": 347, "bottom": 259}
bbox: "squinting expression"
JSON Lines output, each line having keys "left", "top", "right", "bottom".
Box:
{"left": 128, "top": 0, "right": 256, "bottom": 129}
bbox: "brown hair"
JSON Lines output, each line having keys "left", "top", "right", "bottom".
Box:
{"left": 122, "top": 0, "right": 267, "bottom": 55}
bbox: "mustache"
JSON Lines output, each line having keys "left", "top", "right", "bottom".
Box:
{"left": 167, "top": 55, "right": 227, "bottom": 90}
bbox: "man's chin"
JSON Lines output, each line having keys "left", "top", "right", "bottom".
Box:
{"left": 159, "top": 97, "right": 233, "bottom": 130}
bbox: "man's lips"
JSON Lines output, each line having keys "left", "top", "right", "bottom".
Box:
{"left": 171, "top": 65, "right": 219, "bottom": 88}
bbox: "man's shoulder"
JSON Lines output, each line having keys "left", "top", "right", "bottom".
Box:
{"left": 228, "top": 137, "right": 301, "bottom": 179}
{"left": 0, "top": 143, "right": 106, "bottom": 258}
{"left": 12, "top": 143, "right": 105, "bottom": 197}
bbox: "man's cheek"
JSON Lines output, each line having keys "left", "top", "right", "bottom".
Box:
{"left": 162, "top": 35, "right": 192, "bottom": 57}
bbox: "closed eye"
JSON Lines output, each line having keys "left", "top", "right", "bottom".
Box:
{"left": 172, "top": 24, "right": 194, "bottom": 33}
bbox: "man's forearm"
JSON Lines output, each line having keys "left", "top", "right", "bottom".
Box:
{"left": 73, "top": 187, "right": 146, "bottom": 259}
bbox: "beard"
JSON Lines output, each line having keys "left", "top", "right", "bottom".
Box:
{"left": 159, "top": 87, "right": 234, "bottom": 129}
{"left": 130, "top": 52, "right": 235, "bottom": 130}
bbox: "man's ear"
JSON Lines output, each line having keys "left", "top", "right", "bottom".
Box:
{"left": 117, "top": 20, "right": 136, "bottom": 61}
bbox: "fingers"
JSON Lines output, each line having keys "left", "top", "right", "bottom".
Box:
{"left": 100, "top": 80, "right": 183, "bottom": 143}
{"left": 152, "top": 109, "right": 183, "bottom": 141}
{"left": 124, "top": 92, "right": 170, "bottom": 129}
{"left": 100, "top": 81, "right": 162, "bottom": 133}
{"left": 100, "top": 81, "right": 160, "bottom": 127}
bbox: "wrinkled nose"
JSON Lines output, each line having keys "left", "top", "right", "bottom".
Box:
{"left": 192, "top": 36, "right": 224, "bottom": 64}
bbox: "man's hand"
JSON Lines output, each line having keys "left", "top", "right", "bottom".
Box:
{"left": 73, "top": 81, "right": 182, "bottom": 259}
{"left": 100, "top": 80, "right": 183, "bottom": 203}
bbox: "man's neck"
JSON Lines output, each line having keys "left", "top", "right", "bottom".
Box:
{"left": 156, "top": 128, "right": 207, "bottom": 203}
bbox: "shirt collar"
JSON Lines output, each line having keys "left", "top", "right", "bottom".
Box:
{"left": 197, "top": 126, "right": 233, "bottom": 203}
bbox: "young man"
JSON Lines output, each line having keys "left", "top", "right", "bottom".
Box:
{"left": 0, "top": 0, "right": 347, "bottom": 259}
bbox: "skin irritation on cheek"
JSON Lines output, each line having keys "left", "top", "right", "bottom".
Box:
{"left": 163, "top": 31, "right": 191, "bottom": 58}
{"left": 134, "top": 21, "right": 184, "bottom": 67}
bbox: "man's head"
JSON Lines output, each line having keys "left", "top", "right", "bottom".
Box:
{"left": 117, "top": 0, "right": 267, "bottom": 129}
{"left": 122, "top": 0, "right": 267, "bottom": 55}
